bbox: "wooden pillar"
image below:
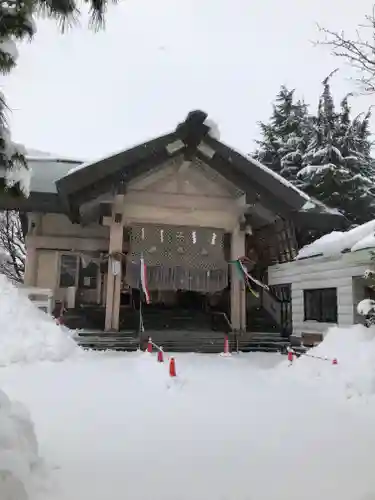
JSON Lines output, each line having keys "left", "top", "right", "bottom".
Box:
{"left": 230, "top": 225, "right": 246, "bottom": 332}
{"left": 23, "top": 214, "right": 42, "bottom": 287}
{"left": 105, "top": 196, "right": 124, "bottom": 332}
{"left": 23, "top": 238, "right": 37, "bottom": 286}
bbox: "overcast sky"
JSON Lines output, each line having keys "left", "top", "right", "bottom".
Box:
{"left": 2, "top": 0, "right": 375, "bottom": 160}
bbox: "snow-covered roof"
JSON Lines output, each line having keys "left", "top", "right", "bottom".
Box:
{"left": 296, "top": 219, "right": 375, "bottom": 260}
{"left": 65, "top": 117, "right": 221, "bottom": 177}
{"left": 55, "top": 110, "right": 347, "bottom": 228}
{"left": 26, "top": 153, "right": 83, "bottom": 194}
{"left": 246, "top": 154, "right": 311, "bottom": 203}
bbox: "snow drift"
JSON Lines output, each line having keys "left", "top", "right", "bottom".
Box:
{"left": 285, "top": 324, "right": 375, "bottom": 399}
{"left": 0, "top": 388, "right": 39, "bottom": 500}
{"left": 0, "top": 275, "right": 78, "bottom": 366}
{"left": 2, "top": 325, "right": 375, "bottom": 500}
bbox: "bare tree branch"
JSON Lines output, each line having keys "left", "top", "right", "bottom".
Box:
{"left": 316, "top": 6, "right": 375, "bottom": 93}
{"left": 0, "top": 210, "right": 25, "bottom": 283}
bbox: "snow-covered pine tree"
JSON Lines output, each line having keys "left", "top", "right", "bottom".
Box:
{"left": 297, "top": 73, "right": 375, "bottom": 225}
{"left": 255, "top": 86, "right": 312, "bottom": 178}
{"left": 0, "top": 0, "right": 118, "bottom": 198}
{"left": 0, "top": 0, "right": 35, "bottom": 196}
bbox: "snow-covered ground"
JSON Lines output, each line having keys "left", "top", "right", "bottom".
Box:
{"left": 2, "top": 338, "right": 375, "bottom": 500}
{"left": 2, "top": 277, "right": 375, "bottom": 499}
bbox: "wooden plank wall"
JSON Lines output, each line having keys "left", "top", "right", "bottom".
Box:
{"left": 268, "top": 256, "right": 370, "bottom": 338}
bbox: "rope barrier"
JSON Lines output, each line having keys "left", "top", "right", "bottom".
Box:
{"left": 150, "top": 339, "right": 163, "bottom": 352}
{"left": 287, "top": 347, "right": 338, "bottom": 365}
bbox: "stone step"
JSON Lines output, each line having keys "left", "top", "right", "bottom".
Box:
{"left": 76, "top": 335, "right": 292, "bottom": 354}
{"left": 250, "top": 332, "right": 284, "bottom": 339}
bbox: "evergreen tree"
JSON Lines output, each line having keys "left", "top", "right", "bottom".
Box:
{"left": 297, "top": 74, "right": 375, "bottom": 225}
{"left": 0, "top": 0, "right": 118, "bottom": 197}
{"left": 255, "top": 86, "right": 312, "bottom": 179}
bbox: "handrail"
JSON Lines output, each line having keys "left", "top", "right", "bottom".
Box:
{"left": 259, "top": 287, "right": 292, "bottom": 333}
{"left": 260, "top": 288, "right": 282, "bottom": 325}
{"left": 212, "top": 311, "right": 233, "bottom": 332}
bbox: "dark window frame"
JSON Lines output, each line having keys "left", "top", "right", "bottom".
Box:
{"left": 59, "top": 254, "right": 79, "bottom": 288}
{"left": 79, "top": 261, "right": 99, "bottom": 290}
{"left": 304, "top": 288, "right": 338, "bottom": 323}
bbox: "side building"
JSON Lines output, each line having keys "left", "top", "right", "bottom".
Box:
{"left": 268, "top": 220, "right": 375, "bottom": 345}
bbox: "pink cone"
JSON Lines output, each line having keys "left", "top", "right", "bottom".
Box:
{"left": 147, "top": 337, "right": 152, "bottom": 353}
{"left": 224, "top": 335, "right": 230, "bottom": 354}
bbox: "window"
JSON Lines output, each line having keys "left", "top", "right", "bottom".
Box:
{"left": 304, "top": 288, "right": 337, "bottom": 323}
{"left": 79, "top": 261, "right": 98, "bottom": 290}
{"left": 59, "top": 254, "right": 78, "bottom": 288}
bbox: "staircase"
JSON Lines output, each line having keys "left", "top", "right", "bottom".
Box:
{"left": 75, "top": 329, "right": 300, "bottom": 354}
{"left": 71, "top": 295, "right": 296, "bottom": 354}
{"left": 247, "top": 307, "right": 280, "bottom": 334}
{"left": 239, "top": 331, "right": 289, "bottom": 353}
{"left": 75, "top": 310, "right": 231, "bottom": 353}
{"left": 75, "top": 331, "right": 139, "bottom": 351}
{"left": 140, "top": 308, "right": 212, "bottom": 331}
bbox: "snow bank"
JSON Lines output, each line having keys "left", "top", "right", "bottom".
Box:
{"left": 4, "top": 326, "right": 375, "bottom": 500}
{"left": 0, "top": 275, "right": 78, "bottom": 366}
{"left": 0, "top": 388, "right": 39, "bottom": 500}
{"left": 287, "top": 325, "right": 375, "bottom": 399}
{"left": 297, "top": 218, "right": 375, "bottom": 259}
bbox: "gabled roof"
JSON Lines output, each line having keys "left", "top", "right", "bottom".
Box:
{"left": 0, "top": 111, "right": 348, "bottom": 230}
{"left": 55, "top": 110, "right": 348, "bottom": 230}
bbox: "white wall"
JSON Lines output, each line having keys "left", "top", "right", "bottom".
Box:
{"left": 268, "top": 253, "right": 371, "bottom": 338}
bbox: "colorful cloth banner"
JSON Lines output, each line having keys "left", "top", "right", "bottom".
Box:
{"left": 229, "top": 257, "right": 269, "bottom": 298}
{"left": 140, "top": 255, "right": 151, "bottom": 304}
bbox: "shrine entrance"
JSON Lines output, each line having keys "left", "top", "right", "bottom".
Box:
{"left": 120, "top": 224, "right": 230, "bottom": 332}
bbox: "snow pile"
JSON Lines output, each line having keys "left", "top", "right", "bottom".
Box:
{"left": 203, "top": 117, "right": 220, "bottom": 140}
{"left": 0, "top": 388, "right": 39, "bottom": 500}
{"left": 0, "top": 275, "right": 78, "bottom": 366}
{"left": 297, "top": 230, "right": 345, "bottom": 258}
{"left": 297, "top": 218, "right": 375, "bottom": 259}
{"left": 357, "top": 298, "right": 375, "bottom": 316}
{"left": 287, "top": 325, "right": 375, "bottom": 399}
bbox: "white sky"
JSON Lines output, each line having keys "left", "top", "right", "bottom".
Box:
{"left": 2, "top": 0, "right": 375, "bottom": 160}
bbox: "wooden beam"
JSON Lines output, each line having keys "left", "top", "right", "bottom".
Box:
{"left": 195, "top": 150, "right": 259, "bottom": 207}
{"left": 123, "top": 191, "right": 236, "bottom": 211}
{"left": 31, "top": 235, "right": 111, "bottom": 252}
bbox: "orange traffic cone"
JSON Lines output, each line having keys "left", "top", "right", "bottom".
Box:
{"left": 157, "top": 348, "right": 164, "bottom": 363}
{"left": 169, "top": 357, "right": 176, "bottom": 377}
{"left": 147, "top": 337, "right": 152, "bottom": 353}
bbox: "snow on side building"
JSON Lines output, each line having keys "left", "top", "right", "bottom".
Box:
{"left": 268, "top": 220, "right": 375, "bottom": 345}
